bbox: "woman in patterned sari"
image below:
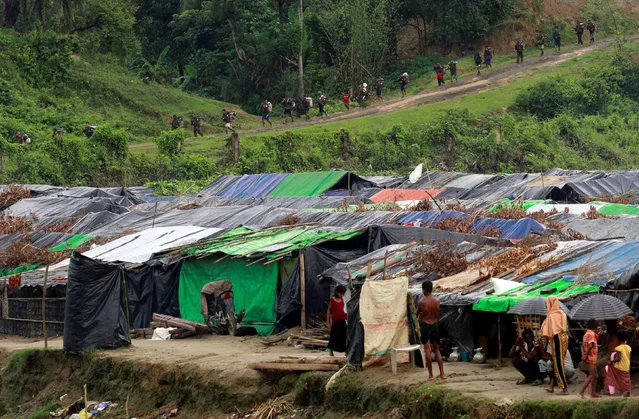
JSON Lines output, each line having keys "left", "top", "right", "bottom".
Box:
{"left": 541, "top": 296, "right": 569, "bottom": 395}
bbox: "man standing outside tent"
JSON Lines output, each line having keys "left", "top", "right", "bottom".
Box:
{"left": 416, "top": 280, "right": 446, "bottom": 380}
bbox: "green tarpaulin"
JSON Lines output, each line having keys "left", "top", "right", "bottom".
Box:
{"left": 185, "top": 227, "right": 361, "bottom": 258}
{"left": 473, "top": 279, "right": 600, "bottom": 313}
{"left": 588, "top": 202, "right": 639, "bottom": 216}
{"left": 49, "top": 234, "right": 94, "bottom": 252}
{"left": 489, "top": 199, "right": 551, "bottom": 212}
{"left": 178, "top": 257, "right": 278, "bottom": 335}
{"left": 0, "top": 264, "right": 39, "bottom": 277}
{"left": 267, "top": 170, "right": 346, "bottom": 197}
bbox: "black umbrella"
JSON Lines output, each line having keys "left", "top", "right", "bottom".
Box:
{"left": 569, "top": 294, "right": 633, "bottom": 320}
{"left": 508, "top": 297, "right": 569, "bottom": 316}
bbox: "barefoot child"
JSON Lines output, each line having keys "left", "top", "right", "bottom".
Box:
{"left": 327, "top": 285, "right": 347, "bottom": 356}
{"left": 579, "top": 319, "right": 599, "bottom": 398}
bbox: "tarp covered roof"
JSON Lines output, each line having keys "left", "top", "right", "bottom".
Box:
{"left": 182, "top": 226, "right": 363, "bottom": 259}
{"left": 218, "top": 173, "right": 289, "bottom": 199}
{"left": 268, "top": 170, "right": 347, "bottom": 197}
{"left": 369, "top": 189, "right": 443, "bottom": 203}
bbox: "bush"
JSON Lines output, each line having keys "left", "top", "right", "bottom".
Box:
{"left": 154, "top": 130, "right": 185, "bottom": 157}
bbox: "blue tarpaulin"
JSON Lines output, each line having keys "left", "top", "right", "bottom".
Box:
{"left": 218, "top": 174, "right": 289, "bottom": 199}
{"left": 397, "top": 210, "right": 546, "bottom": 240}
{"left": 521, "top": 241, "right": 639, "bottom": 285}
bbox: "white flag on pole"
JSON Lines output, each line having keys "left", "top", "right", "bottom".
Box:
{"left": 408, "top": 163, "right": 423, "bottom": 184}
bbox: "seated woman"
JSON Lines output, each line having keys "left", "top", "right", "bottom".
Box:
{"left": 510, "top": 328, "right": 544, "bottom": 385}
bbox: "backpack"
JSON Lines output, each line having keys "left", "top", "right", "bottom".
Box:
{"left": 319, "top": 95, "right": 326, "bottom": 105}
{"left": 222, "top": 112, "right": 230, "bottom": 123}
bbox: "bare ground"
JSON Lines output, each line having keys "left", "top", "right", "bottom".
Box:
{"left": 2, "top": 334, "right": 639, "bottom": 409}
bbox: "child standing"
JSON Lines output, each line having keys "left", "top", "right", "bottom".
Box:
{"left": 327, "top": 285, "right": 348, "bottom": 356}
{"left": 579, "top": 319, "right": 599, "bottom": 399}
{"left": 604, "top": 331, "right": 632, "bottom": 397}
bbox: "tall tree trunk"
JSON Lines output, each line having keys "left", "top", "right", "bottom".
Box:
{"left": 297, "top": 0, "right": 304, "bottom": 98}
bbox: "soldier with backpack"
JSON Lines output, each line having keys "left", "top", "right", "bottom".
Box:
{"left": 484, "top": 46, "right": 493, "bottom": 69}
{"left": 374, "top": 77, "right": 384, "bottom": 101}
{"left": 515, "top": 40, "right": 525, "bottom": 64}
{"left": 171, "top": 115, "right": 183, "bottom": 130}
{"left": 536, "top": 31, "right": 546, "bottom": 55}
{"left": 282, "top": 97, "right": 295, "bottom": 123}
{"left": 447, "top": 61, "right": 458, "bottom": 83}
{"left": 190, "top": 113, "right": 204, "bottom": 137}
{"left": 575, "top": 22, "right": 585, "bottom": 45}
{"left": 318, "top": 93, "right": 328, "bottom": 118}
{"left": 222, "top": 109, "right": 237, "bottom": 134}
{"left": 553, "top": 27, "right": 562, "bottom": 52}
{"left": 434, "top": 63, "right": 446, "bottom": 86}
{"left": 399, "top": 73, "right": 409, "bottom": 98}
{"left": 474, "top": 52, "right": 483, "bottom": 75}
{"left": 260, "top": 100, "right": 273, "bottom": 127}
{"left": 587, "top": 22, "right": 595, "bottom": 43}
{"left": 301, "top": 97, "right": 312, "bottom": 120}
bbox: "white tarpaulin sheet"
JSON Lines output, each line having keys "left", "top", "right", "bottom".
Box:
{"left": 360, "top": 276, "right": 409, "bottom": 357}
{"left": 50, "top": 226, "right": 220, "bottom": 269}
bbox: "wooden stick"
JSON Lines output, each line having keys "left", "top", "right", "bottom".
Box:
{"left": 125, "top": 393, "right": 129, "bottom": 418}
{"left": 248, "top": 362, "right": 339, "bottom": 371}
{"left": 83, "top": 383, "right": 88, "bottom": 413}
{"left": 300, "top": 251, "right": 307, "bottom": 330}
{"left": 498, "top": 315, "right": 502, "bottom": 366}
{"left": 42, "top": 264, "right": 49, "bottom": 349}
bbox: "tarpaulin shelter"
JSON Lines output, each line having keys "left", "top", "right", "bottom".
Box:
{"left": 218, "top": 173, "right": 289, "bottom": 199}
{"left": 64, "top": 253, "right": 130, "bottom": 353}
{"left": 397, "top": 210, "right": 547, "bottom": 240}
{"left": 369, "top": 189, "right": 444, "bottom": 204}
{"left": 268, "top": 171, "right": 348, "bottom": 197}
{"left": 177, "top": 226, "right": 366, "bottom": 334}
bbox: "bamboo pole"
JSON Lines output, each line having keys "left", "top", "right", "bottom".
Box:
{"left": 300, "top": 251, "right": 307, "bottom": 329}
{"left": 498, "top": 315, "right": 502, "bottom": 366}
{"left": 42, "top": 265, "right": 49, "bottom": 349}
{"left": 83, "top": 384, "right": 88, "bottom": 413}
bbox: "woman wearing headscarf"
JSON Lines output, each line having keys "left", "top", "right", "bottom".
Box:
{"left": 541, "top": 296, "right": 569, "bottom": 395}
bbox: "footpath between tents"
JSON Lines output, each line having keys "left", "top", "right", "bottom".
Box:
{"left": 3, "top": 340, "right": 639, "bottom": 418}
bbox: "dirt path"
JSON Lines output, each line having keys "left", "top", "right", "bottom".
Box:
{"left": 130, "top": 35, "right": 638, "bottom": 154}
{"left": 3, "top": 335, "right": 639, "bottom": 404}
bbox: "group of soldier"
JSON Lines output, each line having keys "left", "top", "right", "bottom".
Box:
{"left": 13, "top": 122, "right": 96, "bottom": 146}
{"left": 171, "top": 110, "right": 238, "bottom": 137}
{"left": 514, "top": 21, "right": 596, "bottom": 64}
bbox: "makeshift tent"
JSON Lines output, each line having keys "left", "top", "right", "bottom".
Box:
{"left": 369, "top": 189, "right": 443, "bottom": 204}
{"left": 63, "top": 253, "right": 130, "bottom": 353}
{"left": 268, "top": 171, "right": 347, "bottom": 197}
{"left": 218, "top": 173, "right": 289, "bottom": 199}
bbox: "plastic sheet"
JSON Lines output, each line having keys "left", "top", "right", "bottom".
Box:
{"left": 63, "top": 253, "right": 130, "bottom": 353}
{"left": 199, "top": 175, "right": 242, "bottom": 196}
{"left": 218, "top": 174, "right": 289, "bottom": 199}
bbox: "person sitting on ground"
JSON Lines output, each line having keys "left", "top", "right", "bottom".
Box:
{"left": 416, "top": 280, "right": 446, "bottom": 380}
{"left": 433, "top": 63, "right": 446, "bottom": 86}
{"left": 447, "top": 61, "right": 458, "bottom": 83}
{"left": 484, "top": 46, "right": 493, "bottom": 68}
{"left": 509, "top": 328, "right": 544, "bottom": 385}
{"left": 474, "top": 51, "right": 483, "bottom": 75}
{"left": 200, "top": 279, "right": 243, "bottom": 336}
{"left": 604, "top": 331, "right": 632, "bottom": 397}
{"left": 580, "top": 319, "right": 600, "bottom": 398}
{"left": 539, "top": 342, "right": 575, "bottom": 383}
{"left": 83, "top": 122, "right": 96, "bottom": 138}
{"left": 327, "top": 284, "right": 348, "bottom": 356}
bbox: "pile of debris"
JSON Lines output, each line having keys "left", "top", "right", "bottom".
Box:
{"left": 129, "top": 313, "right": 212, "bottom": 340}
